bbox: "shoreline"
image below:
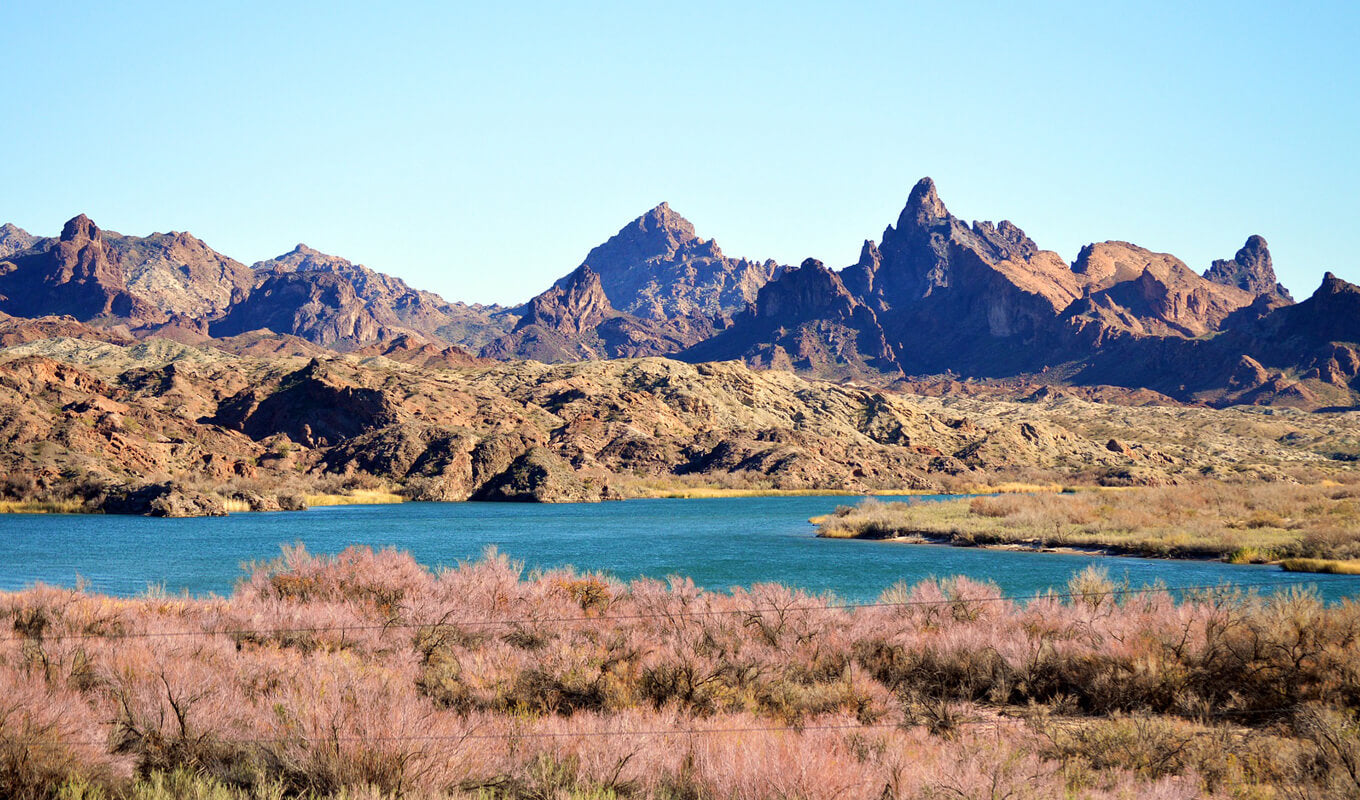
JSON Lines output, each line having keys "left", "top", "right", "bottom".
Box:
{"left": 825, "top": 528, "right": 1229, "bottom": 563}
{"left": 0, "top": 483, "right": 1060, "bottom": 516}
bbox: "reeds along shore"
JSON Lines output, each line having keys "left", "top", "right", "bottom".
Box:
{"left": 4, "top": 547, "right": 1360, "bottom": 799}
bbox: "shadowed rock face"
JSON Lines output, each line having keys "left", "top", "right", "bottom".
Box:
{"left": 207, "top": 359, "right": 402, "bottom": 446}
{"left": 680, "top": 258, "right": 899, "bottom": 380}
{"left": 1204, "top": 235, "right": 1294, "bottom": 302}
{"left": 570, "top": 202, "right": 780, "bottom": 321}
{"left": 211, "top": 270, "right": 393, "bottom": 347}
{"left": 836, "top": 179, "right": 1088, "bottom": 375}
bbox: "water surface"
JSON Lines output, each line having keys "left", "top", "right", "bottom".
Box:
{"left": 3, "top": 496, "right": 1357, "bottom": 602}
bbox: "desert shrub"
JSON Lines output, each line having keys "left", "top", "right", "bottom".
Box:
{"left": 0, "top": 671, "right": 130, "bottom": 800}
{"left": 4, "top": 547, "right": 1360, "bottom": 797}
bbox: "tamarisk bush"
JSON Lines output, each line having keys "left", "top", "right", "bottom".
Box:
{"left": 2, "top": 546, "right": 1359, "bottom": 798}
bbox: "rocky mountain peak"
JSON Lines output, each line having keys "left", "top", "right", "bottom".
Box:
{"left": 60, "top": 214, "right": 100, "bottom": 244}
{"left": 1204, "top": 235, "right": 1292, "bottom": 302}
{"left": 1317, "top": 272, "right": 1356, "bottom": 299}
{"left": 897, "top": 177, "right": 949, "bottom": 229}
{"left": 0, "top": 223, "right": 39, "bottom": 259}
{"left": 564, "top": 203, "right": 777, "bottom": 322}
{"left": 518, "top": 264, "right": 615, "bottom": 336}
{"left": 751, "top": 258, "right": 859, "bottom": 323}
{"left": 638, "top": 202, "right": 698, "bottom": 241}
{"left": 582, "top": 203, "right": 709, "bottom": 271}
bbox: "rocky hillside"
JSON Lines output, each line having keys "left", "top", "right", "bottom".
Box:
{"left": 5, "top": 324, "right": 1350, "bottom": 515}
{"left": 481, "top": 265, "right": 720, "bottom": 363}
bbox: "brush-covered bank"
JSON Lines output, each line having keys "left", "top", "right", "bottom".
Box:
{"left": 817, "top": 479, "right": 1360, "bottom": 571}
{"left": 4, "top": 546, "right": 1360, "bottom": 798}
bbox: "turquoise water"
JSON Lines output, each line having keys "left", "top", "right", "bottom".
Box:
{"left": 3, "top": 496, "right": 1358, "bottom": 602}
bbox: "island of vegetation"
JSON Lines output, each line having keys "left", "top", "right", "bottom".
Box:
{"left": 816, "top": 480, "right": 1360, "bottom": 574}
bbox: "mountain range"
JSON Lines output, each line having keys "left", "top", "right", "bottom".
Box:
{"left": 2, "top": 177, "right": 1356, "bottom": 410}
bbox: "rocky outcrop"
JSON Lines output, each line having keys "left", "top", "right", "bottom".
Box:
{"left": 352, "top": 335, "right": 485, "bottom": 369}
{"left": 99, "top": 482, "right": 228, "bottom": 517}
{"left": 681, "top": 258, "right": 900, "bottom": 380}
{"left": 1064, "top": 241, "right": 1257, "bottom": 339}
{"left": 570, "top": 202, "right": 780, "bottom": 320}
{"left": 1204, "top": 235, "right": 1293, "bottom": 302}
{"left": 470, "top": 447, "right": 601, "bottom": 502}
{"left": 518, "top": 265, "right": 615, "bottom": 336}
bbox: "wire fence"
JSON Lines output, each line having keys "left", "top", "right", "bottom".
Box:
{"left": 4, "top": 574, "right": 1358, "bottom": 643}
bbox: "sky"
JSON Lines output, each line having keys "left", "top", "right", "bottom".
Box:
{"left": 3, "top": 1, "right": 1358, "bottom": 305}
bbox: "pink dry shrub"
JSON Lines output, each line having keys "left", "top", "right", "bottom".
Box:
{"left": 0, "top": 546, "right": 1357, "bottom": 797}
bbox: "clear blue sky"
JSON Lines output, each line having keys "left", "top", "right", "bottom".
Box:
{"left": 4, "top": 1, "right": 1357, "bottom": 304}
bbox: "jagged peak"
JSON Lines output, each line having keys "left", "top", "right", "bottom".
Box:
{"left": 1204, "top": 234, "right": 1290, "bottom": 301}
{"left": 856, "top": 239, "right": 881, "bottom": 267}
{"left": 1316, "top": 271, "right": 1356, "bottom": 296}
{"left": 560, "top": 263, "right": 603, "bottom": 289}
{"left": 60, "top": 214, "right": 100, "bottom": 242}
{"left": 897, "top": 177, "right": 949, "bottom": 228}
{"left": 633, "top": 201, "right": 698, "bottom": 239}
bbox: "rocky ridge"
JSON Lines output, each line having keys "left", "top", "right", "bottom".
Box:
{"left": 2, "top": 177, "right": 1355, "bottom": 410}
{"left": 8, "top": 336, "right": 1345, "bottom": 515}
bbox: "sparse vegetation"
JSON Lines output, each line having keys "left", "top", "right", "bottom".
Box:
{"left": 818, "top": 480, "right": 1360, "bottom": 564}
{"left": 3, "top": 547, "right": 1360, "bottom": 798}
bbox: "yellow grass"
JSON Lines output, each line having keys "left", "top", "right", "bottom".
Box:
{"left": 641, "top": 487, "right": 865, "bottom": 499}
{"left": 1280, "top": 558, "right": 1360, "bottom": 575}
{"left": 303, "top": 488, "right": 405, "bottom": 507}
{"left": 0, "top": 499, "right": 85, "bottom": 514}
{"left": 816, "top": 480, "right": 1360, "bottom": 561}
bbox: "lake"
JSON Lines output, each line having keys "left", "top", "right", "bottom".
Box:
{"left": 3, "top": 495, "right": 1358, "bottom": 602}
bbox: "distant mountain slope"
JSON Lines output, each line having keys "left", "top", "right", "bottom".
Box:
{"left": 2, "top": 180, "right": 1354, "bottom": 409}
{"left": 213, "top": 244, "right": 515, "bottom": 349}
{"left": 1071, "top": 272, "right": 1360, "bottom": 408}
{"left": 482, "top": 265, "right": 717, "bottom": 362}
